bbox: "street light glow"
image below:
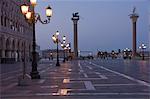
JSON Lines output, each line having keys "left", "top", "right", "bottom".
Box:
{"left": 52, "top": 35, "right": 56, "bottom": 41}
{"left": 46, "top": 5, "right": 52, "bottom": 17}
{"left": 139, "top": 43, "right": 147, "bottom": 49}
{"left": 143, "top": 46, "right": 146, "bottom": 49}
{"left": 21, "top": 4, "right": 29, "bottom": 15}
{"left": 66, "top": 44, "right": 69, "bottom": 47}
{"left": 61, "top": 43, "right": 64, "bottom": 47}
{"left": 64, "top": 47, "right": 67, "bottom": 50}
{"left": 25, "top": 11, "right": 32, "bottom": 19}
{"left": 63, "top": 41, "right": 65, "bottom": 44}
{"left": 56, "top": 31, "right": 59, "bottom": 36}
{"left": 63, "top": 36, "right": 66, "bottom": 40}
{"left": 30, "top": 0, "right": 37, "bottom": 6}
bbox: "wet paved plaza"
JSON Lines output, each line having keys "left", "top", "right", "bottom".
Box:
{"left": 0, "top": 59, "right": 150, "bottom": 99}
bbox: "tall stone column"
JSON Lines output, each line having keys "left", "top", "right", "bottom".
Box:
{"left": 71, "top": 12, "right": 79, "bottom": 58}
{"left": 130, "top": 7, "right": 139, "bottom": 57}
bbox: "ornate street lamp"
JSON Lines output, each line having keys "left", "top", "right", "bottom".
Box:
{"left": 65, "top": 43, "right": 71, "bottom": 61}
{"left": 20, "top": 0, "right": 52, "bottom": 79}
{"left": 52, "top": 31, "right": 60, "bottom": 66}
{"left": 139, "top": 43, "right": 147, "bottom": 60}
{"left": 61, "top": 36, "right": 66, "bottom": 62}
{"left": 123, "top": 48, "right": 132, "bottom": 59}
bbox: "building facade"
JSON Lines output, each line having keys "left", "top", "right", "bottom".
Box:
{"left": 0, "top": 0, "right": 33, "bottom": 63}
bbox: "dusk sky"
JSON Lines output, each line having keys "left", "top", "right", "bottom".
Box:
{"left": 35, "top": 0, "right": 150, "bottom": 53}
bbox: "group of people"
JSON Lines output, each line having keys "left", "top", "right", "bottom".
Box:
{"left": 97, "top": 50, "right": 118, "bottom": 59}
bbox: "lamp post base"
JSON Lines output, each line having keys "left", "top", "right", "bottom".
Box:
{"left": 142, "top": 56, "right": 145, "bottom": 60}
{"left": 30, "top": 71, "right": 40, "bottom": 79}
{"left": 56, "top": 62, "right": 60, "bottom": 66}
{"left": 63, "top": 58, "right": 65, "bottom": 63}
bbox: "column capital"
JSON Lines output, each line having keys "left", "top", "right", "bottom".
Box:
{"left": 130, "top": 14, "right": 139, "bottom": 23}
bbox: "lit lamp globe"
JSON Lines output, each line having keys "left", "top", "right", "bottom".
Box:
{"left": 21, "top": 4, "right": 29, "bottom": 15}
{"left": 30, "top": 0, "right": 37, "bottom": 6}
{"left": 63, "top": 36, "right": 66, "bottom": 40}
{"left": 61, "top": 43, "right": 64, "bottom": 48}
{"left": 56, "top": 31, "right": 59, "bottom": 36}
{"left": 66, "top": 44, "right": 69, "bottom": 47}
{"left": 63, "top": 41, "right": 65, "bottom": 44}
{"left": 64, "top": 47, "right": 67, "bottom": 50}
{"left": 52, "top": 35, "right": 56, "bottom": 42}
{"left": 46, "top": 6, "right": 52, "bottom": 17}
{"left": 143, "top": 46, "right": 146, "bottom": 49}
{"left": 25, "top": 11, "right": 32, "bottom": 19}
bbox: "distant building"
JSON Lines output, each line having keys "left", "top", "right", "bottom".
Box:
{"left": 42, "top": 49, "right": 64, "bottom": 59}
{"left": 0, "top": 0, "right": 33, "bottom": 63}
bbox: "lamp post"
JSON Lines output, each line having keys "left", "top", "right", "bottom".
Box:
{"left": 68, "top": 46, "right": 71, "bottom": 60}
{"left": 65, "top": 43, "right": 70, "bottom": 61}
{"left": 61, "top": 43, "right": 65, "bottom": 63}
{"left": 61, "top": 36, "right": 66, "bottom": 62}
{"left": 20, "top": 0, "right": 52, "bottom": 79}
{"left": 139, "top": 44, "right": 147, "bottom": 60}
{"left": 52, "top": 31, "right": 60, "bottom": 66}
{"left": 123, "top": 48, "right": 132, "bottom": 59}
